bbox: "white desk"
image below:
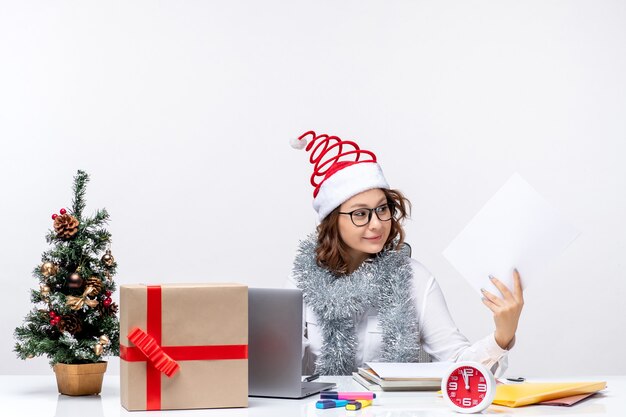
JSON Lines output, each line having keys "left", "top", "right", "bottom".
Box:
{"left": 0, "top": 375, "right": 622, "bottom": 416}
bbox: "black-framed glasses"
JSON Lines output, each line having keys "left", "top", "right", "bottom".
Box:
{"left": 339, "top": 203, "right": 395, "bottom": 227}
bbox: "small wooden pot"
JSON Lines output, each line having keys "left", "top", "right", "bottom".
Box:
{"left": 53, "top": 361, "right": 107, "bottom": 396}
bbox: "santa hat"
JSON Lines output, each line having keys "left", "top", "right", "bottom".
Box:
{"left": 291, "top": 130, "right": 389, "bottom": 221}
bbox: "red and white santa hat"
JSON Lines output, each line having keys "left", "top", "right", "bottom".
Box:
{"left": 291, "top": 130, "right": 390, "bottom": 221}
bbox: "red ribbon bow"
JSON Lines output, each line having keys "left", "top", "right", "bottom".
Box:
{"left": 127, "top": 327, "right": 180, "bottom": 377}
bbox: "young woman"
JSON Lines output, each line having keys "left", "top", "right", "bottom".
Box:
{"left": 288, "top": 130, "right": 524, "bottom": 376}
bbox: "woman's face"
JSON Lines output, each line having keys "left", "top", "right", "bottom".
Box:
{"left": 338, "top": 188, "right": 392, "bottom": 265}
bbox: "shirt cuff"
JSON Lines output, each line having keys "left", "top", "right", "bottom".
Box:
{"left": 482, "top": 333, "right": 512, "bottom": 377}
{"left": 485, "top": 332, "right": 513, "bottom": 358}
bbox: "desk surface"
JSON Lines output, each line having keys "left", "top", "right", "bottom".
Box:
{"left": 0, "top": 375, "right": 622, "bottom": 416}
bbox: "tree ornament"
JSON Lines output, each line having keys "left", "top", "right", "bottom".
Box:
{"left": 67, "top": 272, "right": 83, "bottom": 289}
{"left": 85, "top": 276, "right": 103, "bottom": 295}
{"left": 66, "top": 286, "right": 99, "bottom": 310}
{"left": 40, "top": 262, "right": 59, "bottom": 277}
{"left": 40, "top": 285, "right": 51, "bottom": 296}
{"left": 27, "top": 354, "right": 34, "bottom": 359}
{"left": 53, "top": 213, "right": 80, "bottom": 239}
{"left": 103, "top": 297, "right": 112, "bottom": 307}
{"left": 93, "top": 343, "right": 103, "bottom": 356}
{"left": 99, "top": 300, "right": 118, "bottom": 317}
{"left": 48, "top": 311, "right": 57, "bottom": 318}
{"left": 105, "top": 290, "right": 112, "bottom": 297}
{"left": 58, "top": 314, "right": 82, "bottom": 335}
{"left": 101, "top": 249, "right": 115, "bottom": 267}
{"left": 51, "top": 214, "right": 58, "bottom": 220}
{"left": 59, "top": 208, "right": 67, "bottom": 215}
{"left": 99, "top": 335, "right": 110, "bottom": 346}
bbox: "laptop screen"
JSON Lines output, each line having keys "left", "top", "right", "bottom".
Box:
{"left": 248, "top": 288, "right": 304, "bottom": 397}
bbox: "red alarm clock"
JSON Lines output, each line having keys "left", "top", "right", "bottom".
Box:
{"left": 442, "top": 361, "right": 496, "bottom": 413}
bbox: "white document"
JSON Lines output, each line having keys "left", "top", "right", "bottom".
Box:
{"left": 443, "top": 173, "right": 580, "bottom": 297}
{"left": 365, "top": 362, "right": 452, "bottom": 379}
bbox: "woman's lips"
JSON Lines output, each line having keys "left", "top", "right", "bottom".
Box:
{"left": 363, "top": 235, "right": 382, "bottom": 241}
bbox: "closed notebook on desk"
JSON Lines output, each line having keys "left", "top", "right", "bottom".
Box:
{"left": 354, "top": 362, "right": 452, "bottom": 391}
{"left": 493, "top": 381, "right": 606, "bottom": 408}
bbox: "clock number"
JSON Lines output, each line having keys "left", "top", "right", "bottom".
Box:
{"left": 444, "top": 362, "right": 495, "bottom": 413}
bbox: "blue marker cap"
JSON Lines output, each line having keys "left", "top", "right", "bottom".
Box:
{"left": 316, "top": 399, "right": 349, "bottom": 409}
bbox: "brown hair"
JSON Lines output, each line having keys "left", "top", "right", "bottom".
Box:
{"left": 315, "top": 188, "right": 411, "bottom": 275}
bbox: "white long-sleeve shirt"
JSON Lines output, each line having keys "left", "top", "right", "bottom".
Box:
{"left": 287, "top": 258, "right": 512, "bottom": 376}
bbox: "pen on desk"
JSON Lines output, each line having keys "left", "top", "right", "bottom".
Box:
{"left": 303, "top": 373, "right": 320, "bottom": 382}
{"left": 506, "top": 377, "right": 526, "bottom": 383}
{"left": 346, "top": 399, "right": 373, "bottom": 410}
{"left": 320, "top": 391, "right": 376, "bottom": 400}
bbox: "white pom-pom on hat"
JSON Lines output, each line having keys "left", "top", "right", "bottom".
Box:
{"left": 290, "top": 136, "right": 307, "bottom": 150}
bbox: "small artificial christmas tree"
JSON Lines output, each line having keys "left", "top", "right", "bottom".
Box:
{"left": 14, "top": 170, "right": 120, "bottom": 367}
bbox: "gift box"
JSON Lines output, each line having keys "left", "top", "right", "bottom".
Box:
{"left": 120, "top": 283, "right": 248, "bottom": 411}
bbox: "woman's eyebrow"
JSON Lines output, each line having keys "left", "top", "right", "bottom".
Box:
{"left": 346, "top": 198, "right": 387, "bottom": 210}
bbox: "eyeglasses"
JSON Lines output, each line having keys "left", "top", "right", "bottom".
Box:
{"left": 338, "top": 203, "right": 395, "bottom": 227}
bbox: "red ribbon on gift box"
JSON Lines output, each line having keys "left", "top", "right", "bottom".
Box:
{"left": 119, "top": 285, "right": 248, "bottom": 410}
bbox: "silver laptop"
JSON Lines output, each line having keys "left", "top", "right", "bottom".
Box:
{"left": 248, "top": 288, "right": 336, "bottom": 398}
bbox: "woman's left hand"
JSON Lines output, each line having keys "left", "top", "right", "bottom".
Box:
{"left": 481, "top": 269, "right": 524, "bottom": 349}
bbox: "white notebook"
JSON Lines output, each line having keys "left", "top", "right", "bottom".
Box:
{"left": 365, "top": 361, "right": 453, "bottom": 380}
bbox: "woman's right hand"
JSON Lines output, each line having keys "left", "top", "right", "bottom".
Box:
{"left": 480, "top": 269, "right": 524, "bottom": 349}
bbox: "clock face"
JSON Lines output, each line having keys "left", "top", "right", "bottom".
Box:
{"left": 442, "top": 362, "right": 495, "bottom": 413}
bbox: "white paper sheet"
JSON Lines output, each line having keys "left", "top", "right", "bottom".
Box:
{"left": 442, "top": 173, "right": 580, "bottom": 297}
{"left": 365, "top": 362, "right": 453, "bottom": 379}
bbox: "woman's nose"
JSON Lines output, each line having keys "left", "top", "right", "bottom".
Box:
{"left": 368, "top": 213, "right": 382, "bottom": 229}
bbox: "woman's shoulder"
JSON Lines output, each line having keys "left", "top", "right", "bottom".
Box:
{"left": 406, "top": 257, "right": 436, "bottom": 291}
{"left": 406, "top": 257, "right": 433, "bottom": 277}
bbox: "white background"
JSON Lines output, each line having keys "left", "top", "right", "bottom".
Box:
{"left": 1, "top": 1, "right": 624, "bottom": 377}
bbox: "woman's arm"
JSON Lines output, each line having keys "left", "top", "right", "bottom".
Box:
{"left": 411, "top": 260, "right": 514, "bottom": 376}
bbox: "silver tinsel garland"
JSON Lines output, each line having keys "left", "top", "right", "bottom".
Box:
{"left": 292, "top": 234, "right": 429, "bottom": 375}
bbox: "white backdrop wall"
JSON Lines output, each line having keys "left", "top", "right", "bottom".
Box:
{"left": 1, "top": 1, "right": 625, "bottom": 376}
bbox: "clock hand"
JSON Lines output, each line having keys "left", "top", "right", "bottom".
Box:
{"left": 462, "top": 370, "right": 469, "bottom": 390}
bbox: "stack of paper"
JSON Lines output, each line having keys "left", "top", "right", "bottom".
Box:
{"left": 352, "top": 362, "right": 451, "bottom": 391}
{"left": 493, "top": 381, "right": 607, "bottom": 408}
